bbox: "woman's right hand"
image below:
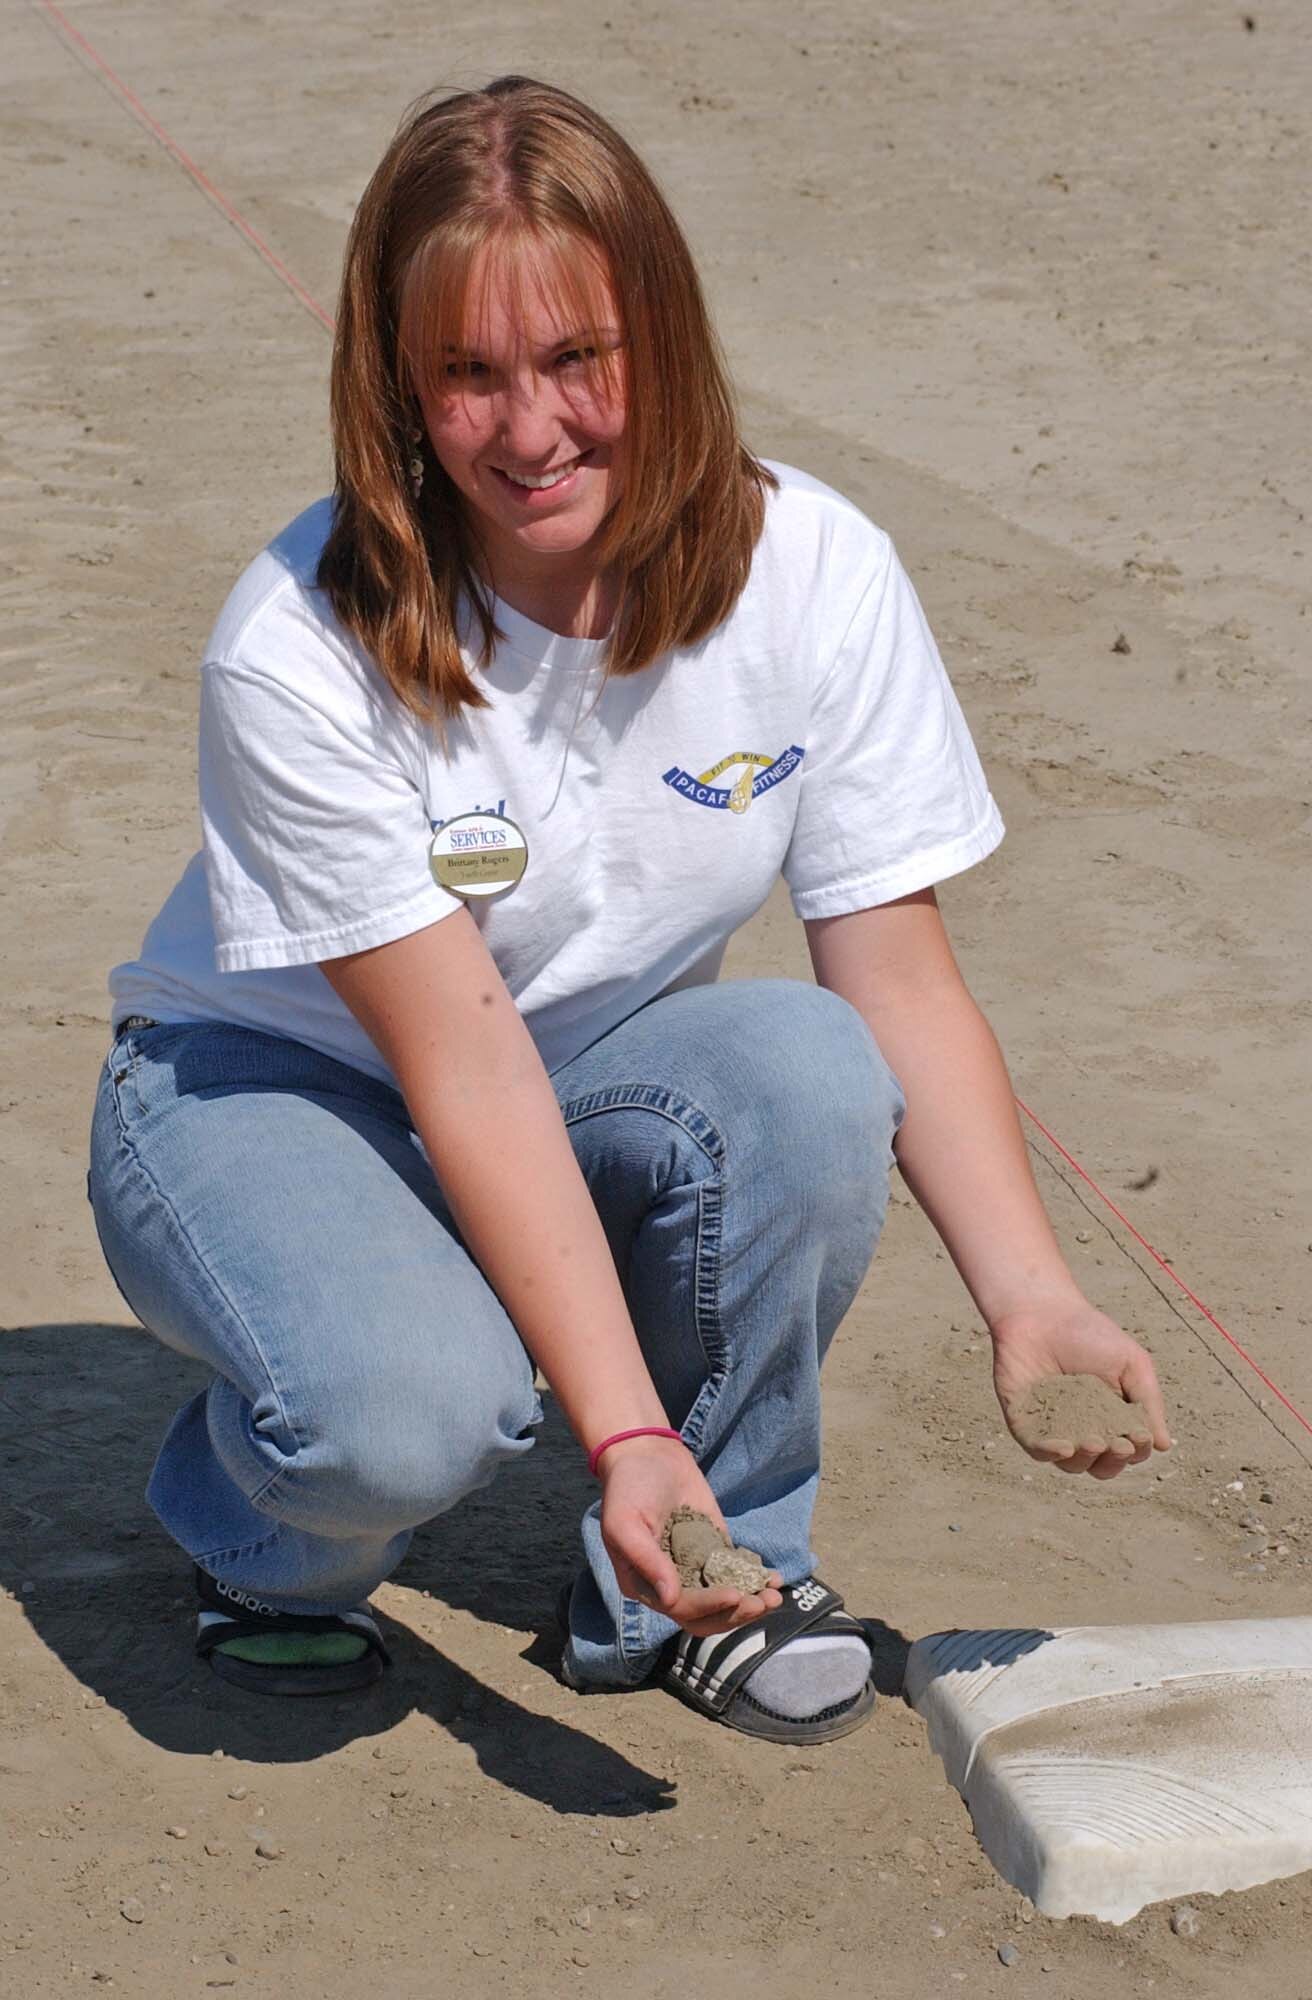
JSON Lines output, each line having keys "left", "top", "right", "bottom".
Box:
{"left": 597, "top": 1435, "right": 782, "bottom": 1638}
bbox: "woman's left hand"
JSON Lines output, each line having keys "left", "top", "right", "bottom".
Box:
{"left": 990, "top": 1298, "right": 1172, "bottom": 1480}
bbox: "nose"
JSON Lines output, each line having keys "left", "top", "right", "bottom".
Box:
{"left": 494, "top": 372, "right": 570, "bottom": 466}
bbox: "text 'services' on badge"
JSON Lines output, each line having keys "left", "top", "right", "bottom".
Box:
{"left": 429, "top": 811, "right": 529, "bottom": 901}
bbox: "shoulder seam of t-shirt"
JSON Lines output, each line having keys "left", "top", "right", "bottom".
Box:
{"left": 211, "top": 561, "right": 369, "bottom": 685}
{"left": 215, "top": 562, "right": 307, "bottom": 665}
{"left": 200, "top": 654, "right": 412, "bottom": 754}
{"left": 788, "top": 802, "right": 1006, "bottom": 920}
{"left": 762, "top": 461, "right": 883, "bottom": 534}
{"left": 813, "top": 530, "right": 898, "bottom": 703}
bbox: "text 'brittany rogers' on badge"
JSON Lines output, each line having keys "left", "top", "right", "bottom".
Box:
{"left": 429, "top": 811, "right": 529, "bottom": 902}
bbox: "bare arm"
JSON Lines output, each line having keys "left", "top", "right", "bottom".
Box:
{"left": 321, "top": 911, "right": 780, "bottom": 1628}
{"left": 806, "top": 889, "right": 1170, "bottom": 1475}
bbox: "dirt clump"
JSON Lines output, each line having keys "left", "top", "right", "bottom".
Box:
{"left": 661, "top": 1506, "right": 772, "bottom": 1593}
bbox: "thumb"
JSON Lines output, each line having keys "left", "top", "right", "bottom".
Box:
{"left": 605, "top": 1508, "right": 681, "bottom": 1611}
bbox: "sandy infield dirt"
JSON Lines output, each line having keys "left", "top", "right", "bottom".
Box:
{"left": 3, "top": 2, "right": 1311, "bottom": 1994}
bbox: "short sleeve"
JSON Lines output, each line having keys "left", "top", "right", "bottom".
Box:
{"left": 783, "top": 534, "right": 1004, "bottom": 919}
{"left": 199, "top": 659, "right": 461, "bottom": 973}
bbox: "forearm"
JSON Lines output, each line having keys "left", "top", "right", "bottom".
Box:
{"left": 860, "top": 983, "right": 1081, "bottom": 1329}
{"left": 323, "top": 918, "right": 669, "bottom": 1453}
{"left": 807, "top": 894, "right": 1081, "bottom": 1326}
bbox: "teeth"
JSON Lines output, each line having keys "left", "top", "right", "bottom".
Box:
{"left": 501, "top": 459, "right": 579, "bottom": 490}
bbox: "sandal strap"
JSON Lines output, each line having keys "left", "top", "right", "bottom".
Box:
{"left": 193, "top": 1567, "right": 390, "bottom": 1663}
{"left": 664, "top": 1577, "right": 868, "bottom": 1718}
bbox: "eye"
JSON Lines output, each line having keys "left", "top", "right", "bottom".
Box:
{"left": 443, "top": 357, "right": 489, "bottom": 381}
{"left": 555, "top": 345, "right": 598, "bottom": 370}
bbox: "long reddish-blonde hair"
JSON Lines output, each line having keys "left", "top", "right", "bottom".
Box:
{"left": 318, "top": 75, "right": 775, "bottom": 722}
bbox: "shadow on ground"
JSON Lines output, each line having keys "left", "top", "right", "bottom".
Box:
{"left": 0, "top": 1321, "right": 676, "bottom": 1814}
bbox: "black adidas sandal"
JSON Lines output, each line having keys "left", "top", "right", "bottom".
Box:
{"left": 194, "top": 1566, "right": 390, "bottom": 1696}
{"left": 557, "top": 1576, "right": 876, "bottom": 1744}
{"left": 661, "top": 1578, "right": 876, "bottom": 1743}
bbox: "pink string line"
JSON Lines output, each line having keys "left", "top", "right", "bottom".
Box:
{"left": 1017, "top": 1097, "right": 1312, "bottom": 1439}
{"left": 33, "top": 0, "right": 335, "bottom": 335}
{"left": 36, "top": 3, "right": 1312, "bottom": 1449}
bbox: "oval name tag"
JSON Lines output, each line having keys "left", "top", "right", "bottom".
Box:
{"left": 429, "top": 810, "right": 529, "bottom": 902}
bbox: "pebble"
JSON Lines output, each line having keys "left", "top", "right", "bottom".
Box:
{"left": 118, "top": 1896, "right": 145, "bottom": 1924}
{"left": 1170, "top": 1904, "right": 1200, "bottom": 1938}
{"left": 165, "top": 1825, "right": 188, "bottom": 1840}
{"left": 254, "top": 1840, "right": 284, "bottom": 1861}
{"left": 929, "top": 1920, "right": 947, "bottom": 1939}
{"left": 998, "top": 1941, "right": 1020, "bottom": 1966}
{"left": 471, "top": 1944, "right": 491, "bottom": 1957}
{"left": 571, "top": 1907, "right": 593, "bottom": 1932}
{"left": 226, "top": 1786, "right": 248, "bottom": 1801}
{"left": 610, "top": 1836, "right": 632, "bottom": 1854}
{"left": 572, "top": 1951, "right": 591, "bottom": 1968}
{"left": 1075, "top": 1229, "right": 1093, "bottom": 1244}
{"left": 204, "top": 1840, "right": 228, "bottom": 1857}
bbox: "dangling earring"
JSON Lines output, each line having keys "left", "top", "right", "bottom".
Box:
{"left": 407, "top": 424, "right": 425, "bottom": 501}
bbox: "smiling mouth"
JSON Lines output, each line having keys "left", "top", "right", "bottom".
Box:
{"left": 493, "top": 449, "right": 594, "bottom": 494}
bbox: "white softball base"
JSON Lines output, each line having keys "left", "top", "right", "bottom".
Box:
{"left": 906, "top": 1618, "right": 1312, "bottom": 1922}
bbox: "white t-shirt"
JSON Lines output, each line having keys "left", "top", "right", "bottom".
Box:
{"left": 110, "top": 463, "right": 1004, "bottom": 1086}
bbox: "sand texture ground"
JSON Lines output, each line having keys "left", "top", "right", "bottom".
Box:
{"left": 3, "top": 2, "right": 1311, "bottom": 1995}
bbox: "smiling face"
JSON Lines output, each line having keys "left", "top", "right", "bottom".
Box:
{"left": 413, "top": 236, "right": 627, "bottom": 616}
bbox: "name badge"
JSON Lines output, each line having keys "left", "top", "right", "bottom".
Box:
{"left": 429, "top": 811, "right": 528, "bottom": 902}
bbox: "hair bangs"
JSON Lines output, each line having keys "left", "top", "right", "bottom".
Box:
{"left": 399, "top": 217, "right": 623, "bottom": 408}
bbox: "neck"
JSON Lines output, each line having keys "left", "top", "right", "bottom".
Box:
{"left": 481, "top": 546, "right": 617, "bottom": 641}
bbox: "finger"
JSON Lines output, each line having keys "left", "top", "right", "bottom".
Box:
{"left": 1055, "top": 1447, "right": 1099, "bottom": 1475}
{"left": 1120, "top": 1351, "right": 1172, "bottom": 1451}
{"left": 678, "top": 1589, "right": 783, "bottom": 1638}
{"left": 1088, "top": 1448, "right": 1133, "bottom": 1480}
{"left": 1030, "top": 1436, "right": 1078, "bottom": 1461}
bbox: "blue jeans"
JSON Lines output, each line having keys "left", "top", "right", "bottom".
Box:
{"left": 88, "top": 978, "right": 903, "bottom": 1687}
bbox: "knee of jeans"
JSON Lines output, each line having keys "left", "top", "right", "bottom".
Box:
{"left": 281, "top": 1349, "right": 539, "bottom": 1535}
{"left": 749, "top": 981, "right": 904, "bottom": 1175}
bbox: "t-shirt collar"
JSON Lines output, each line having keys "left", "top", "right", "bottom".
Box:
{"left": 483, "top": 593, "right": 611, "bottom": 675}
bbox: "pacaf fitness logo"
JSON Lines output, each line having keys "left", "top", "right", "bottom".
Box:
{"left": 661, "top": 746, "right": 805, "bottom": 815}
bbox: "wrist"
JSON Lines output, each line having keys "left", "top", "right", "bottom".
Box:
{"left": 587, "top": 1426, "right": 686, "bottom": 1478}
{"left": 987, "top": 1283, "right": 1089, "bottom": 1341}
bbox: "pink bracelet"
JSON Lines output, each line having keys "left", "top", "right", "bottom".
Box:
{"left": 587, "top": 1426, "right": 684, "bottom": 1478}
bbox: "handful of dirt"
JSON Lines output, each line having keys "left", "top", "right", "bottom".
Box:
{"left": 661, "top": 1506, "right": 772, "bottom": 1594}
{"left": 1010, "top": 1373, "right": 1155, "bottom": 1456}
